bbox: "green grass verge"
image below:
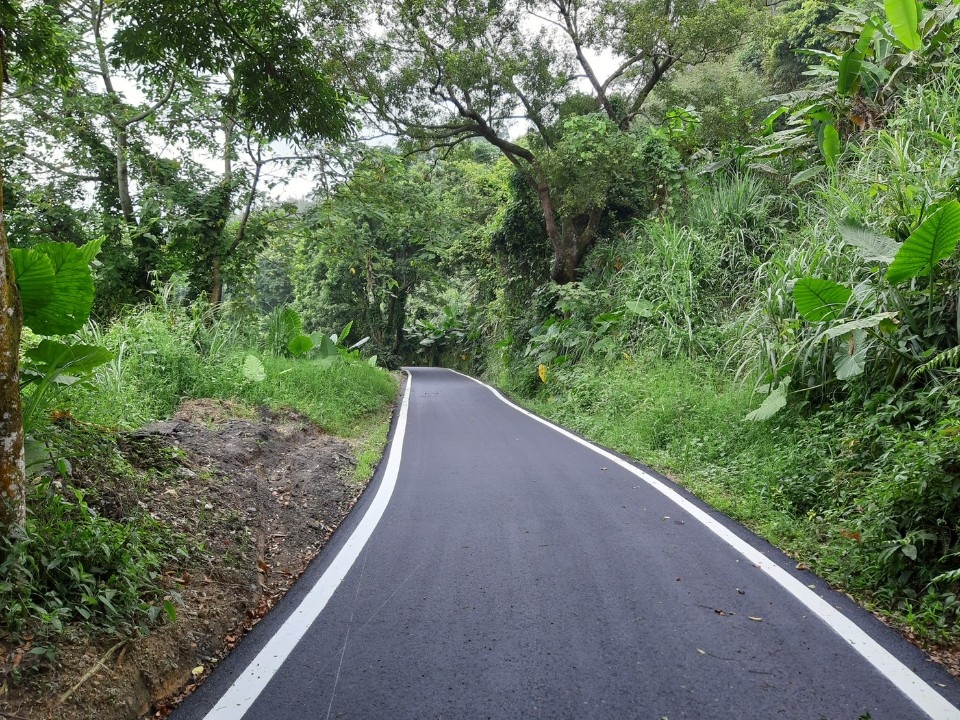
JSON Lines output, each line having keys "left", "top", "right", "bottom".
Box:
{"left": 236, "top": 357, "right": 398, "bottom": 437}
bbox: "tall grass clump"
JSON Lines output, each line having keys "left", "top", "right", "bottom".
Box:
{"left": 237, "top": 356, "right": 398, "bottom": 436}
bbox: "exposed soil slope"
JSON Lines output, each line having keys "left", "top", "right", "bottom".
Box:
{"left": 0, "top": 399, "right": 383, "bottom": 719}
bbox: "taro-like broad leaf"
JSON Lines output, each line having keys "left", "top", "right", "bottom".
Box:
{"left": 745, "top": 376, "right": 791, "bottom": 422}
{"left": 625, "top": 299, "right": 655, "bottom": 318}
{"left": 17, "top": 239, "right": 102, "bottom": 335}
{"left": 824, "top": 312, "right": 899, "bottom": 340}
{"left": 886, "top": 200, "right": 960, "bottom": 283}
{"left": 884, "top": 0, "right": 922, "bottom": 51}
{"left": 834, "top": 330, "right": 868, "bottom": 380}
{"left": 23, "top": 339, "right": 113, "bottom": 379}
{"left": 11, "top": 248, "right": 56, "bottom": 319}
{"left": 241, "top": 355, "right": 266, "bottom": 382}
{"left": 794, "top": 278, "right": 852, "bottom": 322}
{"left": 839, "top": 221, "right": 901, "bottom": 263}
{"left": 287, "top": 334, "right": 314, "bottom": 356}
{"left": 315, "top": 334, "right": 338, "bottom": 359}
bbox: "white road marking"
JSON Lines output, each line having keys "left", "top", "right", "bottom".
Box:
{"left": 450, "top": 369, "right": 960, "bottom": 720}
{"left": 201, "top": 374, "right": 413, "bottom": 720}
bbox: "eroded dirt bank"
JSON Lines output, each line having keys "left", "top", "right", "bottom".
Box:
{"left": 0, "top": 399, "right": 384, "bottom": 719}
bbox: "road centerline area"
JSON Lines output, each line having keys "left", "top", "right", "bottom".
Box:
{"left": 174, "top": 368, "right": 960, "bottom": 720}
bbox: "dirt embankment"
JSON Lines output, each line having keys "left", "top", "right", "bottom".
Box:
{"left": 0, "top": 399, "right": 382, "bottom": 720}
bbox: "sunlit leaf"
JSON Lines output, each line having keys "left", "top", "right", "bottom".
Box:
{"left": 794, "top": 278, "right": 852, "bottom": 322}
{"left": 11, "top": 248, "right": 56, "bottom": 319}
{"left": 18, "top": 242, "right": 97, "bottom": 335}
{"left": 884, "top": 0, "right": 922, "bottom": 51}
{"left": 241, "top": 355, "right": 266, "bottom": 382}
{"left": 886, "top": 200, "right": 960, "bottom": 283}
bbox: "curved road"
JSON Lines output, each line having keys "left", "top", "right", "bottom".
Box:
{"left": 174, "top": 367, "right": 960, "bottom": 720}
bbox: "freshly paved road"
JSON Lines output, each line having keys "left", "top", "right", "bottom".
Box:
{"left": 173, "top": 367, "right": 960, "bottom": 720}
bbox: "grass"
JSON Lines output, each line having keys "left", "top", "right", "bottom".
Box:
{"left": 348, "top": 404, "right": 396, "bottom": 486}
{"left": 236, "top": 357, "right": 398, "bottom": 437}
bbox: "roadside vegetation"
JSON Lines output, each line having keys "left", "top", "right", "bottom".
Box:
{"left": 4, "top": 294, "right": 396, "bottom": 645}
{"left": 2, "top": 0, "right": 960, "bottom": 712}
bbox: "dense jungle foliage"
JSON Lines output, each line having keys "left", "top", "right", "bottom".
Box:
{"left": 2, "top": 0, "right": 960, "bottom": 651}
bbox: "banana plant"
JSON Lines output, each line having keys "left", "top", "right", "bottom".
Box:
{"left": 752, "top": 0, "right": 960, "bottom": 182}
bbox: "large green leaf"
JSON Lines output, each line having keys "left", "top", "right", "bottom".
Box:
{"left": 241, "top": 355, "right": 266, "bottom": 382}
{"left": 839, "top": 221, "right": 901, "bottom": 263}
{"left": 833, "top": 330, "right": 868, "bottom": 380}
{"left": 837, "top": 47, "right": 864, "bottom": 96}
{"left": 794, "top": 278, "right": 852, "bottom": 322}
{"left": 20, "top": 241, "right": 99, "bottom": 335}
{"left": 884, "top": 0, "right": 922, "bottom": 51}
{"left": 886, "top": 200, "right": 960, "bottom": 283}
{"left": 745, "top": 376, "right": 791, "bottom": 422}
{"left": 78, "top": 237, "right": 105, "bottom": 264}
{"left": 287, "top": 334, "right": 314, "bottom": 356}
{"left": 11, "top": 248, "right": 56, "bottom": 319}
{"left": 820, "top": 124, "right": 841, "bottom": 168}
{"left": 824, "top": 312, "right": 899, "bottom": 339}
{"left": 314, "top": 334, "right": 338, "bottom": 359}
{"left": 23, "top": 339, "right": 113, "bottom": 381}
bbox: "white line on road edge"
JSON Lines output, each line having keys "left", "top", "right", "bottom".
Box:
{"left": 201, "top": 374, "right": 413, "bottom": 720}
{"left": 451, "top": 369, "right": 960, "bottom": 720}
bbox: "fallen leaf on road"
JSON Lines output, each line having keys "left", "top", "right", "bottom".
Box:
{"left": 191, "top": 666, "right": 204, "bottom": 677}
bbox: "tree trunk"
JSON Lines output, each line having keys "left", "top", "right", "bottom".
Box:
{"left": 0, "top": 33, "right": 26, "bottom": 537}
{"left": 209, "top": 256, "right": 222, "bottom": 305}
{"left": 533, "top": 179, "right": 599, "bottom": 284}
{"left": 0, "top": 208, "right": 25, "bottom": 538}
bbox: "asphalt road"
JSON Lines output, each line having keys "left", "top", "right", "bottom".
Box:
{"left": 173, "top": 367, "right": 960, "bottom": 720}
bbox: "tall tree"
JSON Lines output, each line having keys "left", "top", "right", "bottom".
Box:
{"left": 295, "top": 151, "right": 458, "bottom": 365}
{"left": 349, "top": 0, "right": 757, "bottom": 283}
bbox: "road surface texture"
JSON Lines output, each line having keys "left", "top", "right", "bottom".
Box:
{"left": 173, "top": 367, "right": 960, "bottom": 720}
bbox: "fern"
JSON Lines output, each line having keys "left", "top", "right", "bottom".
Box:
{"left": 911, "top": 345, "right": 960, "bottom": 379}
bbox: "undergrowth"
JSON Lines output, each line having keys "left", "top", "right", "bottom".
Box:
{"left": 3, "top": 298, "right": 398, "bottom": 642}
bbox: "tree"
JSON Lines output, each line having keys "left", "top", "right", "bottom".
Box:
{"left": 295, "top": 151, "right": 458, "bottom": 365}
{"left": 350, "top": 0, "right": 757, "bottom": 283}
